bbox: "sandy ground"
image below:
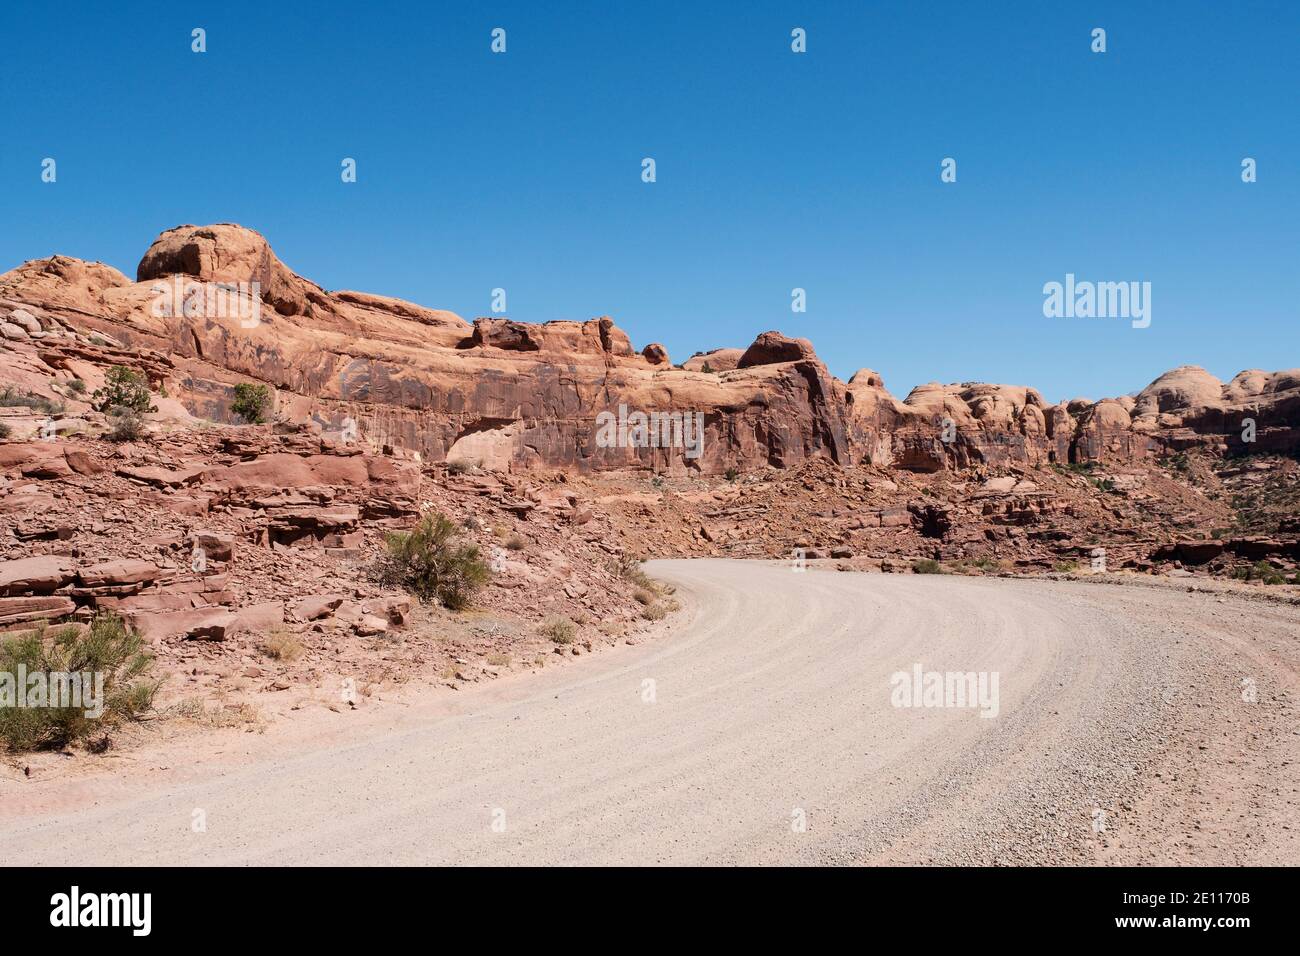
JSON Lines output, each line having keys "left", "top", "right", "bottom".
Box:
{"left": 0, "top": 559, "right": 1296, "bottom": 865}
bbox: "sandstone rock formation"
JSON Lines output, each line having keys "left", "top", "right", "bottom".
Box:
{"left": 3, "top": 223, "right": 1296, "bottom": 479}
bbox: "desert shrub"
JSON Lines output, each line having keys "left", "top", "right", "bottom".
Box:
{"left": 446, "top": 459, "right": 476, "bottom": 475}
{"left": 106, "top": 407, "right": 146, "bottom": 442}
{"left": 1054, "top": 560, "right": 1079, "bottom": 573}
{"left": 1231, "top": 561, "right": 1285, "bottom": 584}
{"left": 641, "top": 603, "right": 667, "bottom": 621}
{"left": 971, "top": 556, "right": 998, "bottom": 572}
{"left": 539, "top": 617, "right": 576, "bottom": 645}
{"left": 0, "top": 422, "right": 9, "bottom": 440}
{"left": 231, "top": 382, "right": 272, "bottom": 424}
{"left": 0, "top": 614, "right": 159, "bottom": 752}
{"left": 376, "top": 512, "right": 491, "bottom": 610}
{"left": 701, "top": 362, "right": 714, "bottom": 373}
{"left": 91, "top": 366, "right": 155, "bottom": 414}
{"left": 66, "top": 378, "right": 87, "bottom": 396}
{"left": 725, "top": 467, "right": 739, "bottom": 482}
{"left": 486, "top": 652, "right": 511, "bottom": 667}
{"left": 610, "top": 555, "right": 656, "bottom": 592}
{"left": 0, "top": 387, "right": 64, "bottom": 416}
{"left": 911, "top": 558, "right": 944, "bottom": 575}
{"left": 633, "top": 588, "right": 655, "bottom": 606}
{"left": 261, "top": 628, "right": 304, "bottom": 661}
{"left": 504, "top": 534, "right": 527, "bottom": 551}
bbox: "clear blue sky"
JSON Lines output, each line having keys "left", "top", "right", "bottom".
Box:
{"left": 2, "top": 1, "right": 1296, "bottom": 402}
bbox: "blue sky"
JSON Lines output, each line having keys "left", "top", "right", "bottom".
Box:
{"left": 1, "top": 1, "right": 1296, "bottom": 402}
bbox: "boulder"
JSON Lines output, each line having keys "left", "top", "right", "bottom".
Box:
{"left": 77, "top": 559, "right": 162, "bottom": 588}
{"left": 736, "top": 331, "right": 819, "bottom": 368}
{"left": 291, "top": 593, "right": 346, "bottom": 622}
{"left": 188, "top": 531, "right": 236, "bottom": 563}
{"left": 8, "top": 308, "right": 43, "bottom": 334}
{"left": 0, "top": 555, "right": 76, "bottom": 595}
{"left": 642, "top": 343, "right": 669, "bottom": 366}
{"left": 0, "top": 595, "right": 76, "bottom": 625}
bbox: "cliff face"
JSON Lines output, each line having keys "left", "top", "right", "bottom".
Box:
{"left": 2, "top": 222, "right": 1296, "bottom": 475}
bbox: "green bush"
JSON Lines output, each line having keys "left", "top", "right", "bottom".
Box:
{"left": 0, "top": 614, "right": 159, "bottom": 752}
{"left": 376, "top": 513, "right": 491, "bottom": 610}
{"left": 231, "top": 382, "right": 271, "bottom": 424}
{"left": 1231, "top": 561, "right": 1285, "bottom": 584}
{"left": 91, "top": 366, "right": 155, "bottom": 414}
{"left": 911, "top": 558, "right": 944, "bottom": 575}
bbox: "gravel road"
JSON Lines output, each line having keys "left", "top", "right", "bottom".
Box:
{"left": 3, "top": 559, "right": 1296, "bottom": 865}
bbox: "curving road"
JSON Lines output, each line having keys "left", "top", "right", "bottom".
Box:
{"left": 2, "top": 559, "right": 1297, "bottom": 865}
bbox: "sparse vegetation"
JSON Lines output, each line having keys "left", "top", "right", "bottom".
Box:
{"left": 91, "top": 365, "right": 155, "bottom": 414}
{"left": 911, "top": 558, "right": 944, "bottom": 574}
{"left": 1232, "top": 561, "right": 1287, "bottom": 585}
{"left": 260, "top": 628, "right": 304, "bottom": 662}
{"left": 633, "top": 587, "right": 655, "bottom": 606}
{"left": 1054, "top": 560, "right": 1080, "bottom": 573}
{"left": 486, "top": 652, "right": 511, "bottom": 667}
{"left": 0, "top": 386, "right": 65, "bottom": 416}
{"left": 446, "top": 459, "right": 475, "bottom": 475}
{"left": 611, "top": 555, "right": 656, "bottom": 592}
{"left": 539, "top": 616, "right": 576, "bottom": 645}
{"left": 231, "top": 382, "right": 272, "bottom": 424}
{"left": 375, "top": 512, "right": 491, "bottom": 610}
{"left": 725, "top": 467, "right": 739, "bottom": 482}
{"left": 66, "top": 378, "right": 87, "bottom": 396}
{"left": 0, "top": 422, "right": 9, "bottom": 440}
{"left": 504, "top": 534, "right": 527, "bottom": 551}
{"left": 165, "top": 696, "right": 264, "bottom": 731}
{"left": 0, "top": 614, "right": 160, "bottom": 752}
{"left": 641, "top": 603, "right": 667, "bottom": 621}
{"left": 105, "top": 407, "right": 146, "bottom": 442}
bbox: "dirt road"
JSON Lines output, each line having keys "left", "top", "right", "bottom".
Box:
{"left": 2, "top": 559, "right": 1296, "bottom": 865}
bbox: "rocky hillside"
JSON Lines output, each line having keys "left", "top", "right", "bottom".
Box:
{"left": 1, "top": 223, "right": 1297, "bottom": 728}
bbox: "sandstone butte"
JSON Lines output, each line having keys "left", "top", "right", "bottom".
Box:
{"left": 0, "top": 223, "right": 1294, "bottom": 477}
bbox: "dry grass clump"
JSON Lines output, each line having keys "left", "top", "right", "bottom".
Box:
{"left": 539, "top": 616, "right": 576, "bottom": 645}
{"left": 260, "top": 628, "right": 304, "bottom": 661}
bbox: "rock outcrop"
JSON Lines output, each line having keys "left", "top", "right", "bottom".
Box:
{"left": 2, "top": 222, "right": 1297, "bottom": 480}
